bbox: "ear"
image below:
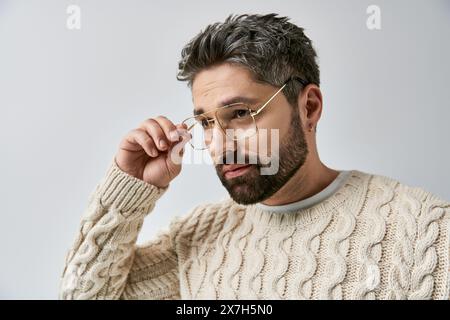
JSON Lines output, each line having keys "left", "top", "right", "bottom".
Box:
{"left": 297, "top": 84, "right": 323, "bottom": 132}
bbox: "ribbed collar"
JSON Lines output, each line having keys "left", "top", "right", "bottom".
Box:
{"left": 255, "top": 170, "right": 352, "bottom": 213}
{"left": 243, "top": 170, "right": 369, "bottom": 228}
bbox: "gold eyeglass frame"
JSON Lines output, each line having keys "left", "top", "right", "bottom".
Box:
{"left": 182, "top": 76, "right": 308, "bottom": 150}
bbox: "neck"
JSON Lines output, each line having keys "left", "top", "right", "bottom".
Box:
{"left": 261, "top": 152, "right": 339, "bottom": 206}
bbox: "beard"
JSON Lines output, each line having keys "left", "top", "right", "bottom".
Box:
{"left": 215, "top": 109, "right": 309, "bottom": 205}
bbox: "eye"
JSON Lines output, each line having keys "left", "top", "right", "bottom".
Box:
{"left": 232, "top": 109, "right": 251, "bottom": 119}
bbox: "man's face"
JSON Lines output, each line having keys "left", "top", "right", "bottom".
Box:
{"left": 192, "top": 63, "right": 308, "bottom": 204}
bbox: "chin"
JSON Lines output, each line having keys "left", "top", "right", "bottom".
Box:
{"left": 227, "top": 185, "right": 262, "bottom": 205}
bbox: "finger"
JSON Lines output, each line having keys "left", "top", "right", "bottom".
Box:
{"left": 167, "top": 130, "right": 190, "bottom": 166}
{"left": 172, "top": 124, "right": 187, "bottom": 142}
{"left": 175, "top": 128, "right": 192, "bottom": 156}
{"left": 139, "top": 118, "right": 169, "bottom": 151}
{"left": 154, "top": 116, "right": 180, "bottom": 143}
{"left": 127, "top": 129, "right": 158, "bottom": 157}
{"left": 176, "top": 123, "right": 188, "bottom": 131}
{"left": 176, "top": 127, "right": 191, "bottom": 141}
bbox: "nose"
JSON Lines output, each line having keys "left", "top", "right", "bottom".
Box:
{"left": 208, "top": 125, "right": 235, "bottom": 163}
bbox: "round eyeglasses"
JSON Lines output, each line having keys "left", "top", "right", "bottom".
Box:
{"left": 181, "top": 76, "right": 308, "bottom": 150}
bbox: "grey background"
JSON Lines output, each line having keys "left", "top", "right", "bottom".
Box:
{"left": 0, "top": 0, "right": 449, "bottom": 299}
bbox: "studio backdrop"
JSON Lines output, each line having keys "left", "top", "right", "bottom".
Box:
{"left": 0, "top": 0, "right": 449, "bottom": 299}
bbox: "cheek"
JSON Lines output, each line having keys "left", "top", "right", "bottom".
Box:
{"left": 256, "top": 106, "right": 291, "bottom": 136}
{"left": 234, "top": 129, "right": 280, "bottom": 161}
{"left": 250, "top": 111, "right": 291, "bottom": 156}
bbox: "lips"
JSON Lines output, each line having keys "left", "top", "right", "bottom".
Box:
{"left": 222, "top": 164, "right": 251, "bottom": 173}
{"left": 222, "top": 164, "right": 253, "bottom": 179}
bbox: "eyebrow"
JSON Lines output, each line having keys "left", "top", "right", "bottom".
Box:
{"left": 193, "top": 96, "right": 259, "bottom": 116}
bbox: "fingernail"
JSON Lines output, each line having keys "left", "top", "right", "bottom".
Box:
{"left": 169, "top": 130, "right": 179, "bottom": 142}
{"left": 159, "top": 139, "right": 168, "bottom": 149}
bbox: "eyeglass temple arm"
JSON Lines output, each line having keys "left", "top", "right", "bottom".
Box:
{"left": 251, "top": 76, "right": 309, "bottom": 117}
{"left": 252, "top": 83, "right": 287, "bottom": 116}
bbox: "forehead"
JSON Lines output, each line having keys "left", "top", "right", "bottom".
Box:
{"left": 191, "top": 63, "right": 271, "bottom": 114}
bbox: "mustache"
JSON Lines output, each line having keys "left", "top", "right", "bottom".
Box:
{"left": 214, "top": 149, "right": 272, "bottom": 166}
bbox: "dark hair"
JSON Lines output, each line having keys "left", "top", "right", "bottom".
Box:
{"left": 177, "top": 13, "right": 320, "bottom": 107}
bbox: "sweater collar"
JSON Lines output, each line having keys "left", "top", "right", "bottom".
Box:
{"left": 242, "top": 170, "right": 369, "bottom": 227}
{"left": 255, "top": 170, "right": 352, "bottom": 213}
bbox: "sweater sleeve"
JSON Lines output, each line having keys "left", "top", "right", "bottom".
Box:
{"left": 59, "top": 159, "right": 182, "bottom": 300}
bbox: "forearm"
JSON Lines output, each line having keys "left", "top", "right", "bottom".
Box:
{"left": 59, "top": 159, "right": 167, "bottom": 300}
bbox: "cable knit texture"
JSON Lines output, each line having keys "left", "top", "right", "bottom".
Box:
{"left": 59, "top": 161, "right": 450, "bottom": 300}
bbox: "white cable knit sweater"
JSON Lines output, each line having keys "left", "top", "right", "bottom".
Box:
{"left": 59, "top": 160, "right": 450, "bottom": 300}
